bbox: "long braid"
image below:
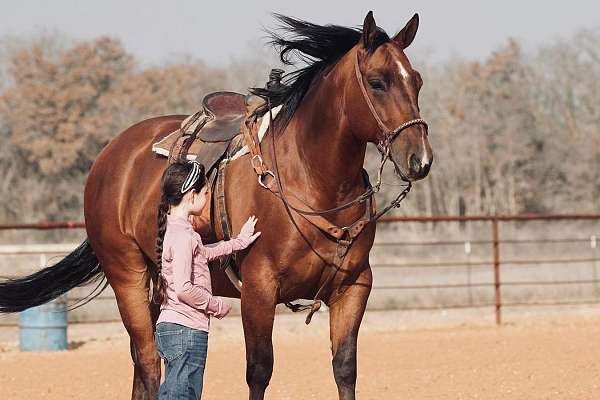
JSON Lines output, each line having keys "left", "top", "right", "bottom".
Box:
{"left": 152, "top": 159, "right": 207, "bottom": 305}
{"left": 152, "top": 194, "right": 170, "bottom": 305}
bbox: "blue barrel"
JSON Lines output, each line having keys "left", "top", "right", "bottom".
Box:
{"left": 19, "top": 296, "right": 68, "bottom": 351}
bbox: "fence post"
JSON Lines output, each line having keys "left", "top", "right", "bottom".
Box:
{"left": 465, "top": 241, "right": 473, "bottom": 305}
{"left": 492, "top": 219, "right": 502, "bottom": 325}
{"left": 592, "top": 235, "right": 598, "bottom": 296}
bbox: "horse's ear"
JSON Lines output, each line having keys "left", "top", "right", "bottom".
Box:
{"left": 362, "top": 11, "right": 378, "bottom": 49}
{"left": 392, "top": 13, "right": 419, "bottom": 49}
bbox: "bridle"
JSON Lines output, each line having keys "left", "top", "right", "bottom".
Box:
{"left": 353, "top": 51, "right": 428, "bottom": 161}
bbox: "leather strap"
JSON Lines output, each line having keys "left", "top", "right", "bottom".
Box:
{"left": 354, "top": 53, "right": 389, "bottom": 135}
{"left": 353, "top": 51, "right": 428, "bottom": 144}
{"left": 241, "top": 115, "right": 270, "bottom": 176}
{"left": 259, "top": 173, "right": 369, "bottom": 240}
{"left": 215, "top": 159, "right": 235, "bottom": 271}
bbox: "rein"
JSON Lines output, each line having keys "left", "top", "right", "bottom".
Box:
{"left": 268, "top": 102, "right": 375, "bottom": 218}
{"left": 265, "top": 101, "right": 410, "bottom": 227}
{"left": 266, "top": 103, "right": 371, "bottom": 322}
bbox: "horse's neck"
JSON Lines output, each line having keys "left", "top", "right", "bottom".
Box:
{"left": 278, "top": 75, "right": 367, "bottom": 204}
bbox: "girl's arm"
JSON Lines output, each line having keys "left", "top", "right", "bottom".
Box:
{"left": 171, "top": 236, "right": 223, "bottom": 315}
{"left": 199, "top": 215, "right": 261, "bottom": 261}
{"left": 200, "top": 238, "right": 245, "bottom": 261}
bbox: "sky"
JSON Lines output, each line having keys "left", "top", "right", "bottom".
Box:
{"left": 1, "top": 0, "right": 599, "bottom": 67}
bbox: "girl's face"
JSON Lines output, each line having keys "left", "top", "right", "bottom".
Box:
{"left": 188, "top": 185, "right": 209, "bottom": 215}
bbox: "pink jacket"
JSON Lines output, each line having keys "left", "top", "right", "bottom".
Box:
{"left": 156, "top": 214, "right": 244, "bottom": 332}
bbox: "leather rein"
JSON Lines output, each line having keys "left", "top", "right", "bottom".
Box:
{"left": 240, "top": 51, "right": 428, "bottom": 323}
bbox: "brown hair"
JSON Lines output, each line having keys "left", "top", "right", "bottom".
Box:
{"left": 153, "top": 159, "right": 206, "bottom": 305}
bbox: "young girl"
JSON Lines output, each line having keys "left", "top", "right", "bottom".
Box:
{"left": 153, "top": 159, "right": 260, "bottom": 399}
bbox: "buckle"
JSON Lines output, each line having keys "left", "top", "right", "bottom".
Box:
{"left": 258, "top": 171, "right": 275, "bottom": 189}
{"left": 338, "top": 239, "right": 352, "bottom": 246}
{"left": 251, "top": 154, "right": 266, "bottom": 172}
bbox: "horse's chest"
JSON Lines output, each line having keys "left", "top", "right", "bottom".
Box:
{"left": 280, "top": 238, "right": 371, "bottom": 284}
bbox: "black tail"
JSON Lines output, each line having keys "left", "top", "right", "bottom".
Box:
{"left": 0, "top": 239, "right": 106, "bottom": 313}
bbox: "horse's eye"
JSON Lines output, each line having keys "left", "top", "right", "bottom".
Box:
{"left": 368, "top": 79, "right": 386, "bottom": 91}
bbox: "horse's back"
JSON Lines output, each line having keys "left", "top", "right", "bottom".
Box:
{"left": 96, "top": 115, "right": 185, "bottom": 163}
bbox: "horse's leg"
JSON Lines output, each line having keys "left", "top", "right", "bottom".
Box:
{"left": 130, "top": 301, "right": 161, "bottom": 399}
{"left": 328, "top": 265, "right": 372, "bottom": 400}
{"left": 241, "top": 275, "right": 277, "bottom": 400}
{"left": 96, "top": 243, "right": 160, "bottom": 400}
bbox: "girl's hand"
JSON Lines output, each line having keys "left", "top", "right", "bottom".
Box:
{"left": 236, "top": 215, "right": 261, "bottom": 248}
{"left": 215, "top": 301, "right": 232, "bottom": 319}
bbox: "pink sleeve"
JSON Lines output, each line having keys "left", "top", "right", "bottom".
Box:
{"left": 171, "top": 234, "right": 223, "bottom": 314}
{"left": 199, "top": 238, "right": 245, "bottom": 261}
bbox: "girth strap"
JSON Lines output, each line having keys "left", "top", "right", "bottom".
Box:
{"left": 215, "top": 159, "right": 237, "bottom": 274}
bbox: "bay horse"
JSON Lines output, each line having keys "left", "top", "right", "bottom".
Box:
{"left": 0, "top": 11, "right": 432, "bottom": 400}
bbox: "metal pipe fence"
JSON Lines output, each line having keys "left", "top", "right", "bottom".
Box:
{"left": 0, "top": 214, "right": 598, "bottom": 324}
{"left": 376, "top": 214, "right": 600, "bottom": 324}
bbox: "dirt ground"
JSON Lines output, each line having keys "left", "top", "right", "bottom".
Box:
{"left": 1, "top": 308, "right": 600, "bottom": 399}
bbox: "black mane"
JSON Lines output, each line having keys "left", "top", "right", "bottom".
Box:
{"left": 250, "top": 14, "right": 390, "bottom": 132}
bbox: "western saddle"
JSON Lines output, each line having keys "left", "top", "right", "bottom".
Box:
{"left": 197, "top": 91, "right": 247, "bottom": 143}
{"left": 151, "top": 91, "right": 247, "bottom": 175}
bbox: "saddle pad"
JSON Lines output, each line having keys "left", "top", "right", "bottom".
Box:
{"left": 152, "top": 112, "right": 205, "bottom": 160}
{"left": 230, "top": 105, "right": 282, "bottom": 160}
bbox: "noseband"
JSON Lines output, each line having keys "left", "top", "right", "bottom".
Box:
{"left": 354, "top": 52, "right": 428, "bottom": 154}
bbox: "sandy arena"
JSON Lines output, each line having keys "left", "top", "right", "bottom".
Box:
{"left": 1, "top": 308, "right": 600, "bottom": 399}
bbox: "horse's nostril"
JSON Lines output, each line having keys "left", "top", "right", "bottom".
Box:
{"left": 422, "top": 162, "right": 431, "bottom": 176}
{"left": 409, "top": 154, "right": 421, "bottom": 174}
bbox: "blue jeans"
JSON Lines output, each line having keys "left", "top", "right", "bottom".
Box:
{"left": 155, "top": 322, "right": 209, "bottom": 399}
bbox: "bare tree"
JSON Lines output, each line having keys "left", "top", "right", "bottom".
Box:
{"left": 1, "top": 29, "right": 599, "bottom": 224}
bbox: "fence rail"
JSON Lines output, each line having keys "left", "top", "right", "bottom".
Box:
{"left": 0, "top": 213, "right": 598, "bottom": 325}
{"left": 377, "top": 213, "right": 600, "bottom": 324}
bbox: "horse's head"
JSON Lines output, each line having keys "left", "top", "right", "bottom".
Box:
{"left": 346, "top": 12, "right": 433, "bottom": 181}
